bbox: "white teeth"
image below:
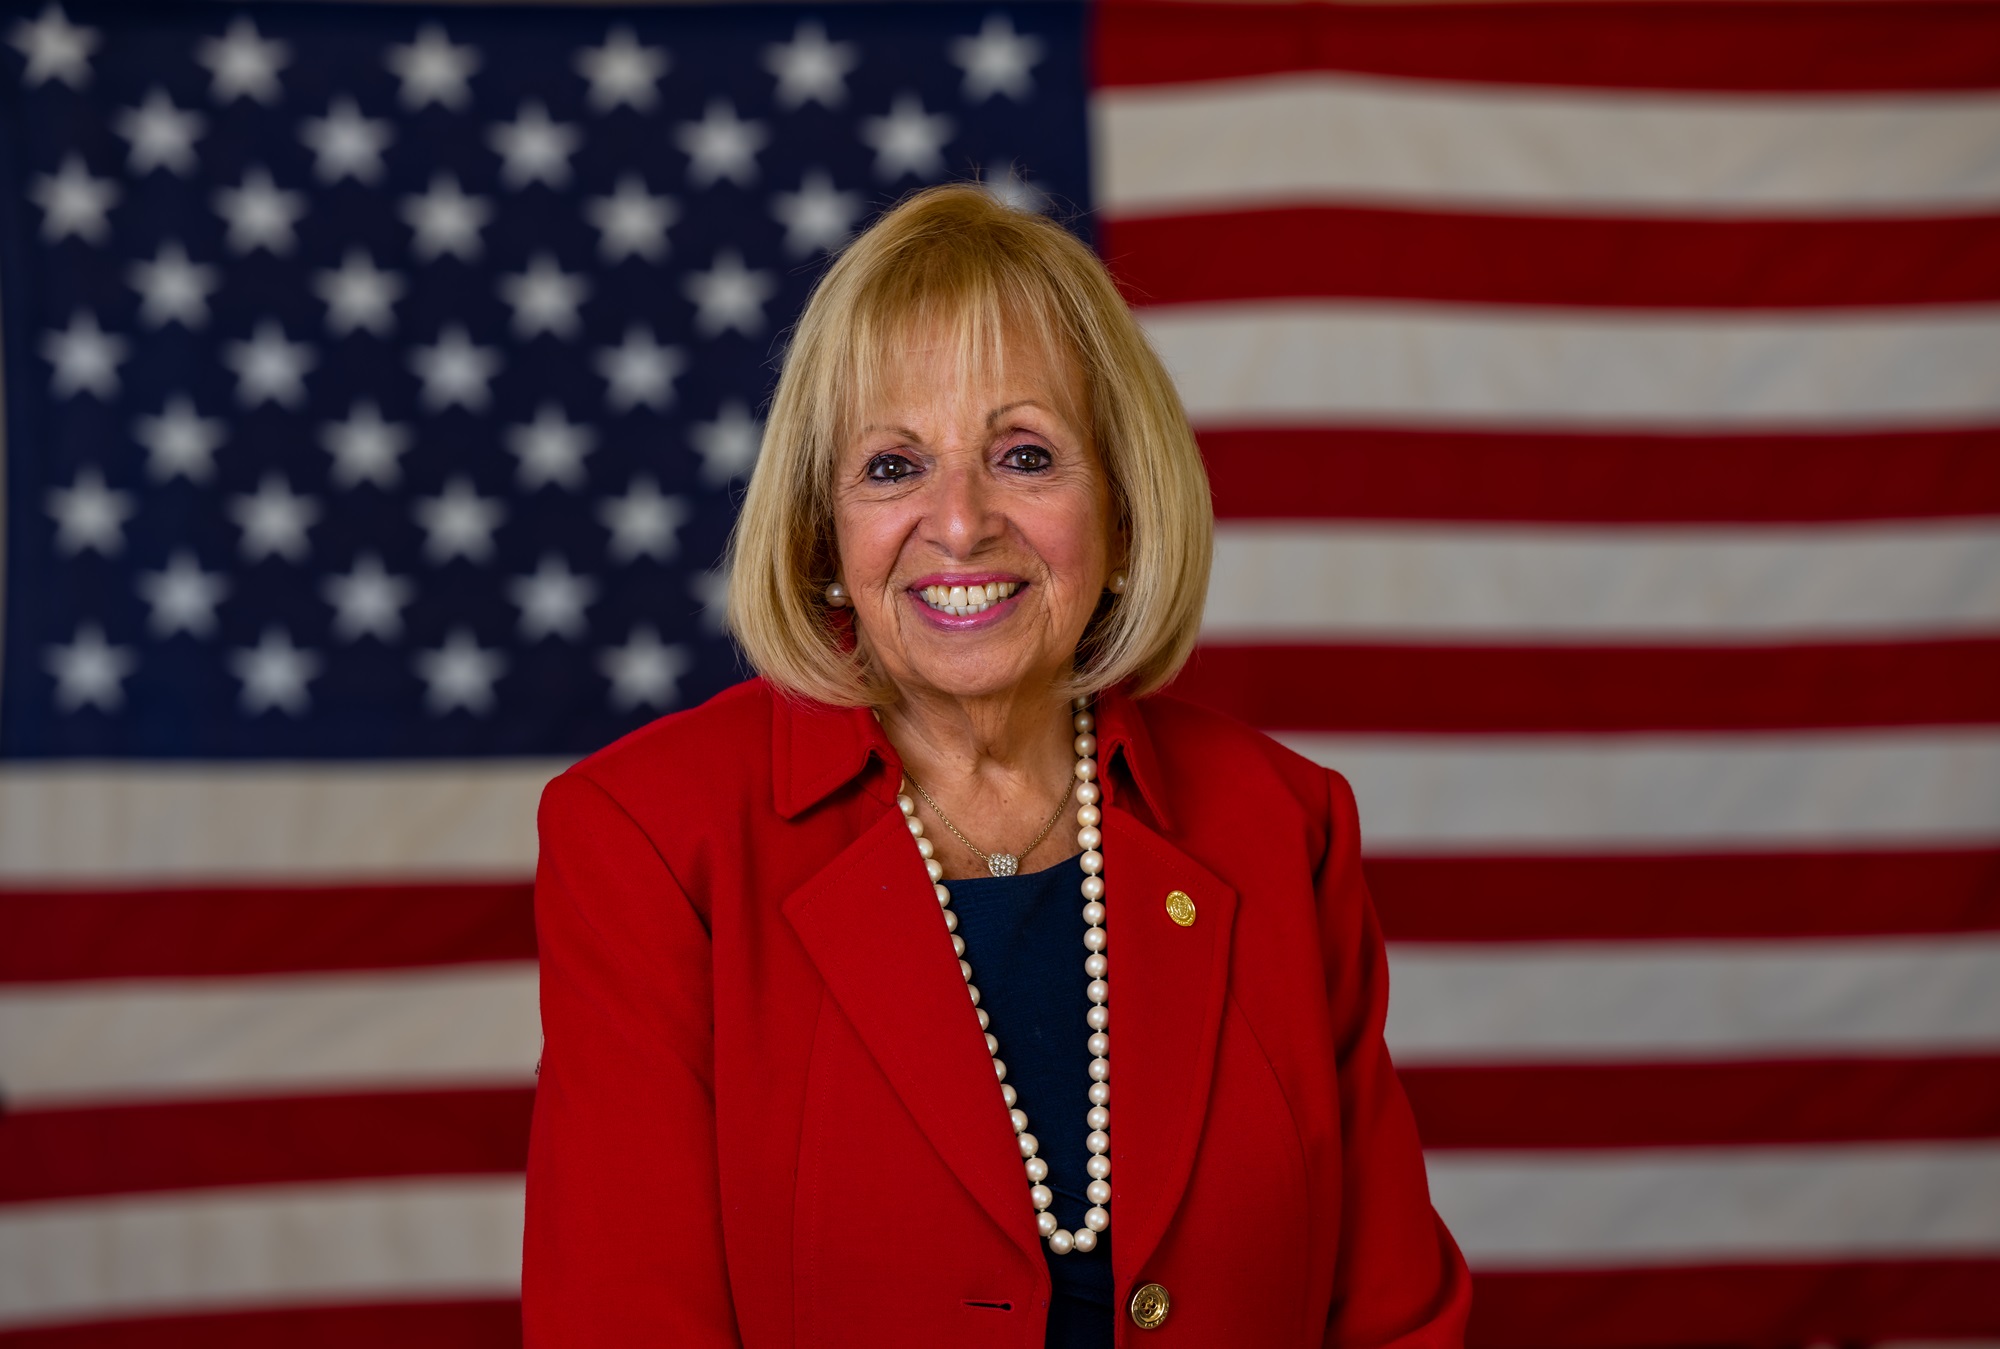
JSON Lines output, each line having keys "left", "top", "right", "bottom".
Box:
{"left": 916, "top": 580, "right": 1020, "bottom": 615}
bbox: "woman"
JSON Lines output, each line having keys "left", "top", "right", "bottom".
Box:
{"left": 524, "top": 186, "right": 1469, "bottom": 1347}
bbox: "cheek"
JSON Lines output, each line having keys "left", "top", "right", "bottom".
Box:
{"left": 831, "top": 501, "right": 903, "bottom": 591}
{"left": 1024, "top": 494, "right": 1112, "bottom": 600}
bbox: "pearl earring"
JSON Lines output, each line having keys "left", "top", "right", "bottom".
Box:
{"left": 825, "top": 580, "right": 850, "bottom": 607}
{"left": 1108, "top": 570, "right": 1128, "bottom": 594}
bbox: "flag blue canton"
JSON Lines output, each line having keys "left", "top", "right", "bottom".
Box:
{"left": 0, "top": 0, "right": 1090, "bottom": 758}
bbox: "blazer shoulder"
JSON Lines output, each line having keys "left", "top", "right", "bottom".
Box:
{"left": 1139, "top": 690, "right": 1334, "bottom": 807}
{"left": 550, "top": 676, "right": 776, "bottom": 818}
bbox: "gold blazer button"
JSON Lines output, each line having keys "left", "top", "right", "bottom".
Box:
{"left": 1164, "top": 890, "right": 1196, "bottom": 927}
{"left": 1129, "top": 1281, "right": 1171, "bottom": 1330}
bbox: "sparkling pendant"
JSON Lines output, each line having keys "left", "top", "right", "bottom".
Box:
{"left": 987, "top": 853, "right": 1019, "bottom": 878}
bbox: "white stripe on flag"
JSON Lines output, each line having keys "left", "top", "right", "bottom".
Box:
{"left": 1140, "top": 304, "right": 2000, "bottom": 428}
{"left": 0, "top": 760, "right": 569, "bottom": 881}
{"left": 0, "top": 965, "right": 541, "bottom": 1107}
{"left": 1384, "top": 936, "right": 2000, "bottom": 1064}
{"left": 1096, "top": 74, "right": 2000, "bottom": 216}
{"left": 0, "top": 1178, "right": 524, "bottom": 1330}
{"left": 1427, "top": 1143, "right": 2000, "bottom": 1267}
{"left": 1205, "top": 522, "right": 2000, "bottom": 640}
{"left": 1277, "top": 731, "right": 2000, "bottom": 850}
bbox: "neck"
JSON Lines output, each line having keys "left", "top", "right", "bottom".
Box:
{"left": 880, "top": 681, "right": 1074, "bottom": 786}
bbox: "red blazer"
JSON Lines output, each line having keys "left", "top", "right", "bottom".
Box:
{"left": 525, "top": 677, "right": 1469, "bottom": 1347}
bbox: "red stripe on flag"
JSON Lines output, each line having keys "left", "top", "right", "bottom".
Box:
{"left": 1104, "top": 208, "right": 2000, "bottom": 310}
{"left": 1365, "top": 850, "right": 2000, "bottom": 943}
{"left": 1174, "top": 642, "right": 2000, "bottom": 735}
{"left": 1197, "top": 426, "right": 2000, "bottom": 523}
{"left": 0, "top": 881, "right": 536, "bottom": 983}
{"left": 1467, "top": 1260, "right": 2000, "bottom": 1348}
{"left": 0, "top": 1089, "right": 535, "bottom": 1205}
{"left": 1094, "top": 0, "right": 2000, "bottom": 92}
{"left": 0, "top": 1302, "right": 521, "bottom": 1349}
{"left": 1405, "top": 1058, "right": 2000, "bottom": 1150}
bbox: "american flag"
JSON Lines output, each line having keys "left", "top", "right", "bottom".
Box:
{"left": 1, "top": 0, "right": 1996, "bottom": 1344}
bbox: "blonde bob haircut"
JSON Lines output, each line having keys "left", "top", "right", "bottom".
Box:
{"left": 725, "top": 184, "right": 1213, "bottom": 707}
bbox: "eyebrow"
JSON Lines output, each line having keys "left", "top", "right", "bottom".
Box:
{"left": 856, "top": 401, "right": 1056, "bottom": 441}
{"left": 986, "top": 400, "right": 1048, "bottom": 426}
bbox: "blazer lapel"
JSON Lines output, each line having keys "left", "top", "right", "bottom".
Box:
{"left": 782, "top": 806, "right": 1046, "bottom": 1269}
{"left": 1102, "top": 804, "right": 1239, "bottom": 1286}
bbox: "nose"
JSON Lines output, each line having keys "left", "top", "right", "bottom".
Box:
{"left": 926, "top": 452, "right": 1001, "bottom": 556}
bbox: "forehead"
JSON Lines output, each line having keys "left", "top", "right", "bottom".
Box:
{"left": 847, "top": 303, "right": 1087, "bottom": 432}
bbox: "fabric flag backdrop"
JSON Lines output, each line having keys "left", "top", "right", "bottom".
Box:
{"left": 1, "top": 0, "right": 1996, "bottom": 1344}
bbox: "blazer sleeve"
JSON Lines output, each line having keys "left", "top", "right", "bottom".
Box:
{"left": 1317, "top": 768, "right": 1473, "bottom": 1348}
{"left": 523, "top": 770, "right": 743, "bottom": 1347}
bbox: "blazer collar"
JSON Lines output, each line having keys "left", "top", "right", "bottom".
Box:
{"left": 779, "top": 752, "right": 1236, "bottom": 1286}
{"left": 770, "top": 679, "right": 1174, "bottom": 831}
{"left": 775, "top": 679, "right": 1227, "bottom": 1281}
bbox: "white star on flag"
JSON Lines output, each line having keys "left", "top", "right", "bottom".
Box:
{"left": 136, "top": 396, "right": 226, "bottom": 482}
{"left": 45, "top": 624, "right": 135, "bottom": 712}
{"left": 402, "top": 173, "right": 491, "bottom": 262}
{"left": 314, "top": 250, "right": 404, "bottom": 337}
{"left": 300, "top": 97, "right": 394, "bottom": 184}
{"left": 42, "top": 311, "right": 127, "bottom": 400}
{"left": 950, "top": 15, "right": 1044, "bottom": 102}
{"left": 596, "top": 326, "right": 685, "bottom": 411}
{"left": 324, "top": 554, "right": 414, "bottom": 641}
{"left": 229, "top": 474, "right": 320, "bottom": 562}
{"left": 508, "top": 404, "right": 596, "bottom": 490}
{"left": 772, "top": 169, "right": 862, "bottom": 256}
{"left": 139, "top": 552, "right": 230, "bottom": 638}
{"left": 223, "top": 321, "right": 317, "bottom": 408}
{"left": 114, "top": 88, "right": 206, "bottom": 175}
{"left": 861, "top": 92, "right": 954, "bottom": 180}
{"left": 690, "top": 566, "right": 731, "bottom": 633}
{"left": 599, "top": 476, "right": 688, "bottom": 562}
{"left": 213, "top": 166, "right": 306, "bottom": 255}
{"left": 388, "top": 24, "right": 480, "bottom": 110}
{"left": 10, "top": 4, "right": 98, "bottom": 89}
{"left": 128, "top": 241, "right": 219, "bottom": 329}
{"left": 984, "top": 162, "right": 1050, "bottom": 215}
{"left": 198, "top": 17, "right": 290, "bottom": 105}
{"left": 764, "top": 20, "right": 858, "bottom": 109}
{"left": 685, "top": 250, "right": 777, "bottom": 337}
{"left": 691, "top": 401, "right": 763, "bottom": 485}
{"left": 510, "top": 555, "right": 600, "bottom": 641}
{"left": 415, "top": 477, "right": 507, "bottom": 563}
{"left": 500, "top": 253, "right": 591, "bottom": 340}
{"left": 490, "top": 100, "right": 580, "bottom": 190}
{"left": 577, "top": 27, "right": 667, "bottom": 113}
{"left": 46, "top": 468, "right": 133, "bottom": 556}
{"left": 230, "top": 629, "right": 321, "bottom": 715}
{"left": 677, "top": 100, "right": 768, "bottom": 188}
{"left": 416, "top": 629, "right": 508, "bottom": 714}
{"left": 411, "top": 325, "right": 502, "bottom": 412}
{"left": 600, "top": 626, "right": 690, "bottom": 710}
{"left": 31, "top": 154, "right": 119, "bottom": 244}
{"left": 586, "top": 175, "right": 677, "bottom": 263}
{"left": 322, "top": 401, "right": 411, "bottom": 489}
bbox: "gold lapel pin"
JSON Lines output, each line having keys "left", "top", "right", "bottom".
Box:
{"left": 1165, "top": 890, "right": 1196, "bottom": 927}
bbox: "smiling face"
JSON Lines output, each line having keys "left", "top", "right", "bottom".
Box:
{"left": 831, "top": 319, "right": 1119, "bottom": 705}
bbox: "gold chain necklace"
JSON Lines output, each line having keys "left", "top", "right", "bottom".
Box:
{"left": 904, "top": 769, "right": 1076, "bottom": 877}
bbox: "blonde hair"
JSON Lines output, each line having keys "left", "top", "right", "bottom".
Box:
{"left": 725, "top": 184, "right": 1212, "bottom": 706}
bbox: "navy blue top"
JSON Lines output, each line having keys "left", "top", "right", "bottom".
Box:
{"left": 946, "top": 855, "right": 1114, "bottom": 1349}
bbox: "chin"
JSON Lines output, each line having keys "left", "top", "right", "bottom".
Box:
{"left": 899, "top": 648, "right": 1047, "bottom": 701}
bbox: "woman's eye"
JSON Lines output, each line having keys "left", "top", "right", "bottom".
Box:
{"left": 1002, "top": 443, "right": 1052, "bottom": 472}
{"left": 865, "top": 453, "right": 918, "bottom": 482}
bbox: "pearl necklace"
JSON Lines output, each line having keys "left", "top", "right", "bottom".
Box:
{"left": 897, "top": 695, "right": 1110, "bottom": 1256}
